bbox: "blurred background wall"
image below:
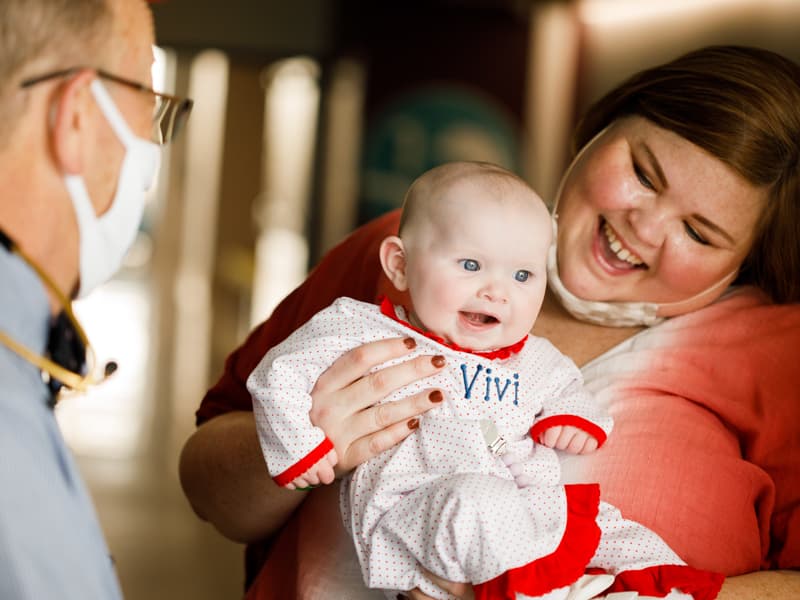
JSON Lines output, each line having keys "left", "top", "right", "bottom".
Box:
{"left": 56, "top": 1, "right": 800, "bottom": 598}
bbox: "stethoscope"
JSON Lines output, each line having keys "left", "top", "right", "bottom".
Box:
{"left": 0, "top": 229, "right": 116, "bottom": 401}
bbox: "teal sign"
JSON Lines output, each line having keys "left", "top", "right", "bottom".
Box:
{"left": 360, "top": 85, "right": 521, "bottom": 221}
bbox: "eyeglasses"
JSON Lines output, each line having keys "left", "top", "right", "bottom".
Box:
{"left": 20, "top": 67, "right": 193, "bottom": 145}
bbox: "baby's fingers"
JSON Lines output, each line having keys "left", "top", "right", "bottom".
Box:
{"left": 577, "top": 436, "right": 598, "bottom": 455}
{"left": 316, "top": 451, "right": 338, "bottom": 485}
{"left": 539, "top": 426, "right": 563, "bottom": 448}
{"left": 288, "top": 475, "right": 310, "bottom": 490}
{"left": 565, "top": 432, "right": 588, "bottom": 454}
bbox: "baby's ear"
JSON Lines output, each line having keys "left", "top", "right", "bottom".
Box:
{"left": 379, "top": 235, "right": 409, "bottom": 291}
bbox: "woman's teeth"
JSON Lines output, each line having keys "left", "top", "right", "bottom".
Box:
{"left": 602, "top": 222, "right": 644, "bottom": 266}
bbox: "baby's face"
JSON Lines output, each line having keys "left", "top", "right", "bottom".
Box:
{"left": 403, "top": 178, "right": 552, "bottom": 351}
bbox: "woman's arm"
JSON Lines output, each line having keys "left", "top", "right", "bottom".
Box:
{"left": 717, "top": 570, "right": 800, "bottom": 599}
{"left": 179, "top": 411, "right": 298, "bottom": 543}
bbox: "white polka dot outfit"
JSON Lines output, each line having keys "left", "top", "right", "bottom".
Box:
{"left": 248, "top": 297, "right": 722, "bottom": 599}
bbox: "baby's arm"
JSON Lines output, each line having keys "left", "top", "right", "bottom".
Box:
{"left": 528, "top": 349, "right": 613, "bottom": 454}
{"left": 248, "top": 340, "right": 337, "bottom": 489}
{"left": 247, "top": 299, "right": 366, "bottom": 489}
{"left": 529, "top": 381, "right": 611, "bottom": 455}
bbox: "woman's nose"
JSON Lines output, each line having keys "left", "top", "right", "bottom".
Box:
{"left": 627, "top": 202, "right": 669, "bottom": 248}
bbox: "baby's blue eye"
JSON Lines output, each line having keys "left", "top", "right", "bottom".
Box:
{"left": 460, "top": 259, "right": 480, "bottom": 272}
{"left": 514, "top": 270, "right": 531, "bottom": 282}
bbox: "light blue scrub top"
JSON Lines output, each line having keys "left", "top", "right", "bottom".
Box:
{"left": 0, "top": 247, "right": 123, "bottom": 599}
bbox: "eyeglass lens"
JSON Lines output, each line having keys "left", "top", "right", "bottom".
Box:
{"left": 152, "top": 96, "right": 192, "bottom": 145}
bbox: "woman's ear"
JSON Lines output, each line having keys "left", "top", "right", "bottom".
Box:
{"left": 379, "top": 235, "right": 409, "bottom": 291}
{"left": 50, "top": 69, "right": 95, "bottom": 175}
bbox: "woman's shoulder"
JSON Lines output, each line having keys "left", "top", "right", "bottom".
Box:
{"left": 667, "top": 286, "right": 800, "bottom": 332}
{"left": 605, "top": 286, "right": 800, "bottom": 361}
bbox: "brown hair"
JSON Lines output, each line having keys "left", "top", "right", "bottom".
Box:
{"left": 573, "top": 45, "right": 800, "bottom": 304}
{"left": 0, "top": 0, "right": 113, "bottom": 141}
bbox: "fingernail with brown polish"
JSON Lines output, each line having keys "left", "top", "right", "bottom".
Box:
{"left": 407, "top": 418, "right": 419, "bottom": 430}
{"left": 403, "top": 337, "right": 416, "bottom": 349}
{"left": 429, "top": 390, "right": 443, "bottom": 403}
{"left": 431, "top": 355, "right": 445, "bottom": 368}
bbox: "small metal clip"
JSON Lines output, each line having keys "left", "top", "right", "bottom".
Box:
{"left": 479, "top": 419, "right": 507, "bottom": 456}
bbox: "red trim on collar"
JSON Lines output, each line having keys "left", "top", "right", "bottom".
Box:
{"left": 379, "top": 296, "right": 527, "bottom": 360}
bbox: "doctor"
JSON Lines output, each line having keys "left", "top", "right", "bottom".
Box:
{"left": 0, "top": 0, "right": 191, "bottom": 597}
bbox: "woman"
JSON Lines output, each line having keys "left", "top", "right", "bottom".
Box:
{"left": 179, "top": 46, "right": 800, "bottom": 598}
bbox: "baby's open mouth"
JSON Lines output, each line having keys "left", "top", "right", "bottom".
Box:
{"left": 460, "top": 311, "right": 499, "bottom": 325}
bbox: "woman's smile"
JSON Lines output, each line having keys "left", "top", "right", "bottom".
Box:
{"left": 595, "top": 218, "right": 646, "bottom": 273}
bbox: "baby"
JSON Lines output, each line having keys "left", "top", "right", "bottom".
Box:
{"left": 248, "top": 162, "right": 722, "bottom": 600}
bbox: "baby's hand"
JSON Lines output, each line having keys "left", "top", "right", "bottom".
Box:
{"left": 538, "top": 425, "right": 598, "bottom": 455}
{"left": 285, "top": 449, "right": 339, "bottom": 490}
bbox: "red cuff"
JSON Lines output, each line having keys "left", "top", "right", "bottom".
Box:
{"left": 273, "top": 437, "right": 334, "bottom": 487}
{"left": 530, "top": 415, "right": 608, "bottom": 448}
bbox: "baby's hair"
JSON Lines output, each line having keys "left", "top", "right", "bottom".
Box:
{"left": 398, "top": 161, "right": 537, "bottom": 235}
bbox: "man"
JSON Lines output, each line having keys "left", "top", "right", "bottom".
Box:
{"left": 0, "top": 1, "right": 191, "bottom": 597}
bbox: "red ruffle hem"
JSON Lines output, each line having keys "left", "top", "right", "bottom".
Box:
{"left": 473, "top": 483, "right": 602, "bottom": 600}
{"left": 603, "top": 564, "right": 725, "bottom": 600}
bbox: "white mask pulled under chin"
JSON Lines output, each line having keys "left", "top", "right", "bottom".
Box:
{"left": 546, "top": 218, "right": 738, "bottom": 328}
{"left": 66, "top": 79, "right": 161, "bottom": 298}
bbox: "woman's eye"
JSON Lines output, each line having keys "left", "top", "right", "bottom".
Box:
{"left": 460, "top": 259, "right": 480, "bottom": 272}
{"left": 514, "top": 270, "right": 531, "bottom": 282}
{"left": 684, "top": 222, "right": 710, "bottom": 245}
{"left": 633, "top": 162, "right": 655, "bottom": 190}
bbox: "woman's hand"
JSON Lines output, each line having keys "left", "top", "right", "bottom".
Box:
{"left": 309, "top": 336, "right": 447, "bottom": 475}
{"left": 400, "top": 569, "right": 475, "bottom": 599}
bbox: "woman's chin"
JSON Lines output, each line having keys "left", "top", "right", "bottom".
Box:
{"left": 559, "top": 268, "right": 611, "bottom": 301}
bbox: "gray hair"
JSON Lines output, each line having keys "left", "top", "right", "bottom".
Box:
{"left": 0, "top": 0, "right": 113, "bottom": 141}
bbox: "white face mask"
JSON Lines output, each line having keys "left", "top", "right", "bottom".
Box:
{"left": 65, "top": 79, "right": 161, "bottom": 297}
{"left": 546, "top": 218, "right": 738, "bottom": 328}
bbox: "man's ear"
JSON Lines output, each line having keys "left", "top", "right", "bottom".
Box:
{"left": 50, "top": 69, "right": 95, "bottom": 175}
{"left": 379, "top": 235, "right": 409, "bottom": 291}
